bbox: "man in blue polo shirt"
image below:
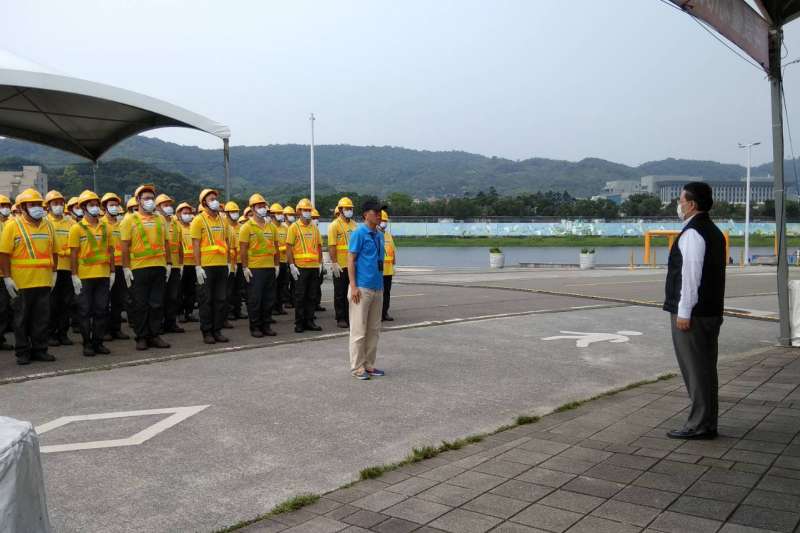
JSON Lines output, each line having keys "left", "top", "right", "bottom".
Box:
{"left": 347, "top": 200, "right": 387, "bottom": 380}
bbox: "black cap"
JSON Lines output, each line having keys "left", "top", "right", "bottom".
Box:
{"left": 362, "top": 200, "right": 385, "bottom": 214}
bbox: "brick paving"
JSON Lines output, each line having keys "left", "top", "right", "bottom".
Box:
{"left": 240, "top": 348, "right": 800, "bottom": 533}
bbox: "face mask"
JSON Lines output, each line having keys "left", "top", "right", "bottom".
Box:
{"left": 73, "top": 208, "right": 84, "bottom": 218}
{"left": 87, "top": 205, "right": 101, "bottom": 217}
{"left": 275, "top": 214, "right": 284, "bottom": 222}
{"left": 141, "top": 199, "right": 156, "bottom": 213}
{"left": 27, "top": 206, "right": 45, "bottom": 220}
{"left": 287, "top": 215, "right": 295, "bottom": 223}
{"left": 229, "top": 212, "right": 240, "bottom": 221}
{"left": 677, "top": 203, "right": 684, "bottom": 220}
{"left": 380, "top": 221, "right": 387, "bottom": 229}
{"left": 0, "top": 207, "right": 9, "bottom": 217}
{"left": 162, "top": 206, "right": 174, "bottom": 216}
{"left": 255, "top": 207, "right": 268, "bottom": 218}
{"left": 342, "top": 209, "right": 353, "bottom": 219}
{"left": 50, "top": 205, "right": 64, "bottom": 216}
{"left": 181, "top": 213, "right": 193, "bottom": 224}
{"left": 106, "top": 205, "right": 119, "bottom": 216}
{"left": 302, "top": 211, "right": 312, "bottom": 220}
{"left": 207, "top": 199, "right": 220, "bottom": 211}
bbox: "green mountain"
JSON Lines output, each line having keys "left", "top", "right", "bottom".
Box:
{"left": 0, "top": 136, "right": 790, "bottom": 198}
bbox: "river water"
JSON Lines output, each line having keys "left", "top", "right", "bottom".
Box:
{"left": 396, "top": 246, "right": 780, "bottom": 268}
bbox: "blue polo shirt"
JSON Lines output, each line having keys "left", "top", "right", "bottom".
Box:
{"left": 349, "top": 223, "right": 385, "bottom": 290}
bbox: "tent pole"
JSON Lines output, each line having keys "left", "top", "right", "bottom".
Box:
{"left": 769, "top": 28, "right": 791, "bottom": 346}
{"left": 223, "top": 138, "right": 231, "bottom": 202}
{"left": 92, "top": 161, "right": 98, "bottom": 192}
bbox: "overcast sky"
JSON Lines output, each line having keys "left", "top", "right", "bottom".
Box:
{"left": 3, "top": 0, "right": 799, "bottom": 167}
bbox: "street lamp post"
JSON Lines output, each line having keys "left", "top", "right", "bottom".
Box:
{"left": 738, "top": 141, "right": 761, "bottom": 265}
{"left": 309, "top": 113, "right": 316, "bottom": 207}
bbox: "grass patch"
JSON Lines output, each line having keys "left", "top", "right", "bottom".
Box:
{"left": 213, "top": 493, "right": 320, "bottom": 532}
{"left": 553, "top": 373, "right": 677, "bottom": 413}
{"left": 516, "top": 415, "right": 540, "bottom": 425}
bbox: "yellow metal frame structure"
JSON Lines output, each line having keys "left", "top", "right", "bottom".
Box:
{"left": 643, "top": 229, "right": 729, "bottom": 266}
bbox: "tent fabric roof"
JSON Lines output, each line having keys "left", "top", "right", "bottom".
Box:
{"left": 0, "top": 49, "right": 230, "bottom": 162}
{"left": 756, "top": 0, "right": 800, "bottom": 26}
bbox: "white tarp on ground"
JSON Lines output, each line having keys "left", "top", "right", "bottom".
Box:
{"left": 0, "top": 416, "right": 51, "bottom": 533}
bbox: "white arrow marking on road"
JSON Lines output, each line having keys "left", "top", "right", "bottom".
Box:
{"left": 35, "top": 405, "right": 210, "bottom": 453}
{"left": 542, "top": 330, "right": 643, "bottom": 348}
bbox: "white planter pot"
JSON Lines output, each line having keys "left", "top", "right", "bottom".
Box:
{"left": 579, "top": 253, "right": 596, "bottom": 270}
{"left": 489, "top": 252, "right": 505, "bottom": 269}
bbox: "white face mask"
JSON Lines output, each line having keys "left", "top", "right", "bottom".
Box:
{"left": 86, "top": 205, "right": 101, "bottom": 217}
{"left": 0, "top": 207, "right": 10, "bottom": 217}
{"left": 207, "top": 199, "right": 220, "bottom": 211}
{"left": 342, "top": 209, "right": 353, "bottom": 219}
{"left": 379, "top": 221, "right": 387, "bottom": 229}
{"left": 301, "top": 211, "right": 312, "bottom": 220}
{"left": 180, "top": 213, "right": 193, "bottom": 224}
{"left": 275, "top": 214, "right": 284, "bottom": 222}
{"left": 106, "top": 205, "right": 119, "bottom": 216}
{"left": 287, "top": 215, "right": 295, "bottom": 223}
{"left": 141, "top": 198, "right": 156, "bottom": 212}
{"left": 27, "top": 206, "right": 45, "bottom": 220}
{"left": 73, "top": 207, "right": 84, "bottom": 218}
{"left": 162, "top": 206, "right": 174, "bottom": 217}
{"left": 255, "top": 207, "right": 268, "bottom": 218}
{"left": 229, "top": 212, "right": 240, "bottom": 221}
{"left": 50, "top": 205, "right": 64, "bottom": 216}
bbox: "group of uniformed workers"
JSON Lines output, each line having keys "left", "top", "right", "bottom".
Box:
{"left": 0, "top": 187, "right": 396, "bottom": 366}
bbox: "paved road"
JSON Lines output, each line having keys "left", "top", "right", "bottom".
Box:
{"left": 0, "top": 267, "right": 784, "bottom": 531}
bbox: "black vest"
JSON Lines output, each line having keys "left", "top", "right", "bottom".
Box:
{"left": 663, "top": 212, "right": 726, "bottom": 317}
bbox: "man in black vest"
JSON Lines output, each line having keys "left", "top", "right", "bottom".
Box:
{"left": 663, "top": 182, "right": 726, "bottom": 440}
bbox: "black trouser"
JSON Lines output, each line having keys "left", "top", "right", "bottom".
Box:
{"left": 383, "top": 275, "right": 393, "bottom": 318}
{"left": 294, "top": 267, "right": 319, "bottom": 327}
{"left": 670, "top": 314, "right": 723, "bottom": 433}
{"left": 198, "top": 265, "right": 228, "bottom": 335}
{"left": 227, "top": 266, "right": 246, "bottom": 318}
{"left": 315, "top": 268, "right": 324, "bottom": 307}
{"left": 0, "top": 278, "right": 11, "bottom": 344}
{"left": 181, "top": 264, "right": 197, "bottom": 317}
{"left": 333, "top": 268, "right": 349, "bottom": 322}
{"left": 79, "top": 277, "right": 109, "bottom": 347}
{"left": 129, "top": 266, "right": 166, "bottom": 341}
{"left": 247, "top": 268, "right": 275, "bottom": 332}
{"left": 49, "top": 270, "right": 72, "bottom": 340}
{"left": 164, "top": 267, "right": 182, "bottom": 328}
{"left": 108, "top": 266, "right": 127, "bottom": 334}
{"left": 274, "top": 262, "right": 289, "bottom": 311}
{"left": 13, "top": 287, "right": 50, "bottom": 358}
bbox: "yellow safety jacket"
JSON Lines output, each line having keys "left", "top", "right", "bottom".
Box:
{"left": 287, "top": 221, "right": 320, "bottom": 268}
{"left": 166, "top": 216, "right": 183, "bottom": 267}
{"left": 328, "top": 217, "right": 357, "bottom": 268}
{"left": 277, "top": 222, "right": 288, "bottom": 263}
{"left": 48, "top": 213, "right": 74, "bottom": 271}
{"left": 190, "top": 211, "right": 229, "bottom": 267}
{"left": 383, "top": 230, "right": 395, "bottom": 276}
{"left": 180, "top": 222, "right": 195, "bottom": 266}
{"left": 130, "top": 213, "right": 166, "bottom": 265}
{"left": 104, "top": 214, "right": 122, "bottom": 266}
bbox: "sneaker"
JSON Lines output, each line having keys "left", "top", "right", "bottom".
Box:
{"left": 353, "top": 371, "right": 370, "bottom": 380}
{"left": 365, "top": 367, "right": 385, "bottom": 377}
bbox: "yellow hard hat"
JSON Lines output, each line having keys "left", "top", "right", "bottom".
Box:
{"left": 295, "top": 198, "right": 313, "bottom": 211}
{"left": 199, "top": 188, "right": 218, "bottom": 205}
{"left": 101, "top": 192, "right": 121, "bottom": 205}
{"left": 15, "top": 188, "right": 44, "bottom": 205}
{"left": 77, "top": 190, "right": 101, "bottom": 206}
{"left": 134, "top": 184, "right": 156, "bottom": 198}
{"left": 248, "top": 193, "right": 267, "bottom": 208}
{"left": 224, "top": 201, "right": 240, "bottom": 213}
{"left": 44, "top": 190, "right": 64, "bottom": 205}
{"left": 312, "top": 208, "right": 320, "bottom": 218}
{"left": 155, "top": 193, "right": 173, "bottom": 206}
{"left": 0, "top": 194, "right": 10, "bottom": 206}
{"left": 176, "top": 202, "right": 193, "bottom": 213}
{"left": 381, "top": 210, "right": 389, "bottom": 222}
{"left": 126, "top": 197, "right": 138, "bottom": 209}
{"left": 337, "top": 197, "right": 354, "bottom": 209}
{"left": 283, "top": 205, "right": 295, "bottom": 215}
{"left": 269, "top": 202, "right": 283, "bottom": 214}
{"left": 67, "top": 197, "right": 79, "bottom": 210}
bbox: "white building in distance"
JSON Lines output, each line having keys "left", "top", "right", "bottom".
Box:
{"left": 596, "top": 175, "right": 775, "bottom": 205}
{"left": 0, "top": 166, "right": 48, "bottom": 200}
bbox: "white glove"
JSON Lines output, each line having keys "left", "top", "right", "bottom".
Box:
{"left": 165, "top": 264, "right": 172, "bottom": 280}
{"left": 331, "top": 263, "right": 342, "bottom": 278}
{"left": 228, "top": 264, "right": 233, "bottom": 276}
{"left": 243, "top": 267, "right": 253, "bottom": 283}
{"left": 289, "top": 264, "right": 300, "bottom": 280}
{"left": 319, "top": 264, "right": 324, "bottom": 275}
{"left": 274, "top": 265, "right": 280, "bottom": 276}
{"left": 51, "top": 271, "right": 58, "bottom": 289}
{"left": 109, "top": 272, "right": 116, "bottom": 288}
{"left": 71, "top": 274, "right": 82, "bottom": 295}
{"left": 195, "top": 265, "right": 207, "bottom": 285}
{"left": 3, "top": 277, "right": 18, "bottom": 299}
{"left": 123, "top": 267, "right": 134, "bottom": 288}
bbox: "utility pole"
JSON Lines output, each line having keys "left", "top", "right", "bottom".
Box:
{"left": 309, "top": 113, "right": 316, "bottom": 207}
{"left": 738, "top": 141, "right": 760, "bottom": 265}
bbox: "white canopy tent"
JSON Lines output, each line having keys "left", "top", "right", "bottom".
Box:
{"left": 0, "top": 49, "right": 232, "bottom": 197}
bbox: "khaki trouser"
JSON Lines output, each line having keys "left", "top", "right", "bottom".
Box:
{"left": 348, "top": 287, "right": 383, "bottom": 372}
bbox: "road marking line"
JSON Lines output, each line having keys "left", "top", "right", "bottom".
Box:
{"left": 320, "top": 293, "right": 425, "bottom": 304}
{"left": 36, "top": 405, "right": 210, "bottom": 453}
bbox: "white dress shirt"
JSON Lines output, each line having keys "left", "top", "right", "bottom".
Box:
{"left": 677, "top": 214, "right": 705, "bottom": 319}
